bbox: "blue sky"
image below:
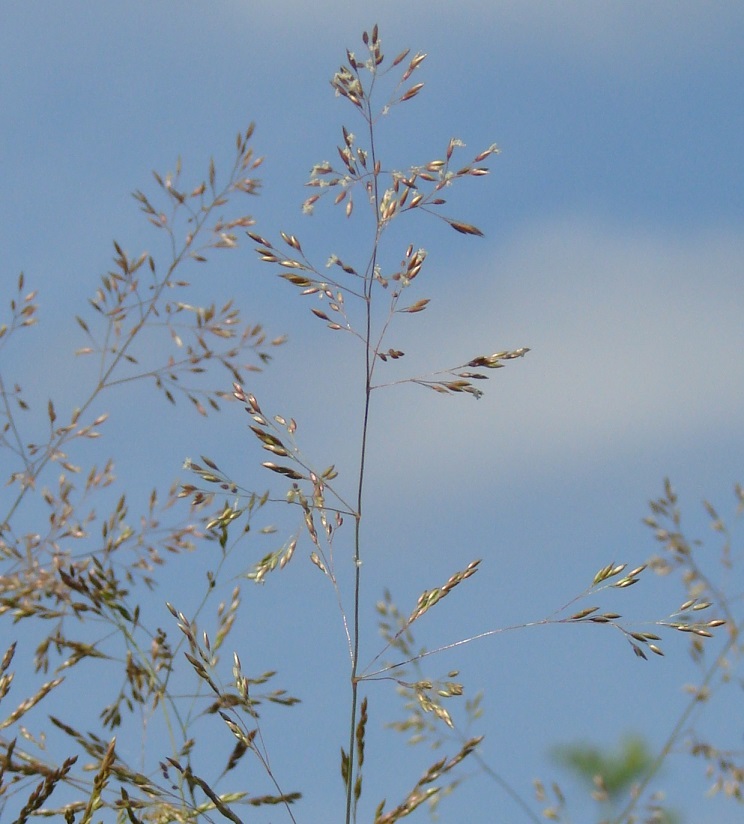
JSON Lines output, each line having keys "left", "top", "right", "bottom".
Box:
{"left": 2, "top": 2, "right": 744, "bottom": 822}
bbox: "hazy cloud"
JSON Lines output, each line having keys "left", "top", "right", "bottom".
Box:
{"left": 367, "top": 216, "right": 744, "bottom": 482}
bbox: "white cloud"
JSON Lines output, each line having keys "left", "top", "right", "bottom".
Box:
{"left": 366, "top": 216, "right": 744, "bottom": 481}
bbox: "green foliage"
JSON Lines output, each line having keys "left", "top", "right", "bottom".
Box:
{"left": 551, "top": 735, "right": 679, "bottom": 824}
{"left": 553, "top": 734, "right": 655, "bottom": 797}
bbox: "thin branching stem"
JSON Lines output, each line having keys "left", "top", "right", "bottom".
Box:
{"left": 613, "top": 628, "right": 738, "bottom": 823}
{"left": 1, "top": 172, "right": 238, "bottom": 539}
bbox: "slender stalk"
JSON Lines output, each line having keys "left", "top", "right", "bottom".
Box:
{"left": 344, "top": 64, "right": 382, "bottom": 824}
